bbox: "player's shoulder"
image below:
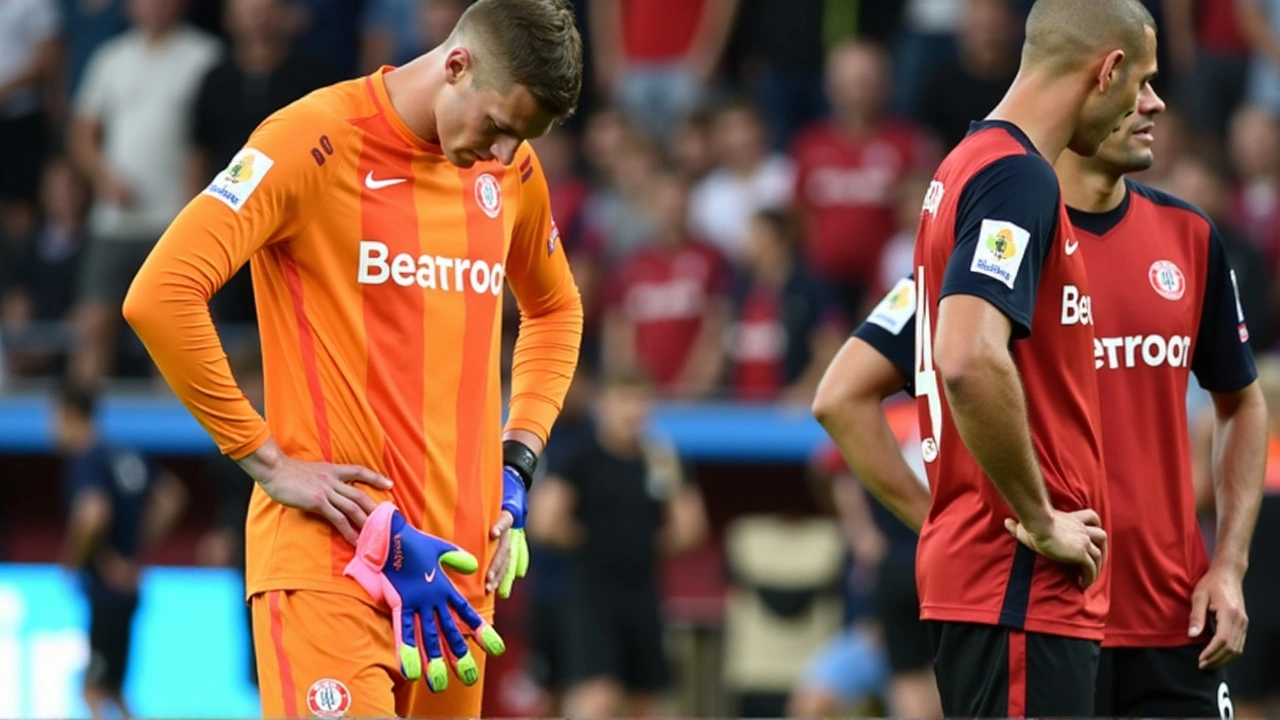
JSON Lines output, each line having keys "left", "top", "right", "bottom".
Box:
{"left": 944, "top": 122, "right": 1056, "bottom": 192}
{"left": 513, "top": 142, "right": 546, "bottom": 185}
{"left": 266, "top": 78, "right": 367, "bottom": 133}
{"left": 1125, "top": 179, "right": 1214, "bottom": 233}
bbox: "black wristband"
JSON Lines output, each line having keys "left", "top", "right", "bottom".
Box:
{"left": 502, "top": 440, "right": 537, "bottom": 491}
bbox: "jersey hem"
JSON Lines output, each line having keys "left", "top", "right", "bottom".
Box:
{"left": 920, "top": 603, "right": 1105, "bottom": 640}
{"left": 246, "top": 576, "right": 497, "bottom": 618}
{"left": 226, "top": 425, "right": 271, "bottom": 461}
{"left": 1102, "top": 630, "right": 1202, "bottom": 648}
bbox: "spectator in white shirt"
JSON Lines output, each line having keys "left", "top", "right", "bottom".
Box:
{"left": 67, "top": 0, "right": 220, "bottom": 382}
{"left": 688, "top": 97, "right": 793, "bottom": 262}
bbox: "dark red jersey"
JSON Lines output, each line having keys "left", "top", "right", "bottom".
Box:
{"left": 911, "top": 120, "right": 1109, "bottom": 640}
{"left": 1069, "top": 181, "right": 1256, "bottom": 647}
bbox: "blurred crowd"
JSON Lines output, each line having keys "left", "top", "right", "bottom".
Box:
{"left": 2, "top": 0, "right": 1274, "bottom": 401}
{"left": 8, "top": 0, "right": 1280, "bottom": 717}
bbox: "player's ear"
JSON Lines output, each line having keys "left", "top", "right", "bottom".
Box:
{"left": 444, "top": 46, "right": 473, "bottom": 86}
{"left": 1097, "top": 49, "right": 1126, "bottom": 93}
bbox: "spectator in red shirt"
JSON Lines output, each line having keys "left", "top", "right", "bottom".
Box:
{"left": 589, "top": 0, "right": 739, "bottom": 139}
{"left": 727, "top": 209, "right": 845, "bottom": 405}
{"left": 602, "top": 171, "right": 730, "bottom": 399}
{"left": 1227, "top": 106, "right": 1280, "bottom": 266}
{"left": 791, "top": 40, "right": 937, "bottom": 318}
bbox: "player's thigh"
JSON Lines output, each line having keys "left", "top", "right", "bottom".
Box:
{"left": 1102, "top": 645, "right": 1230, "bottom": 719}
{"left": 395, "top": 651, "right": 488, "bottom": 719}
{"left": 1228, "top": 625, "right": 1280, "bottom": 705}
{"left": 1023, "top": 630, "right": 1100, "bottom": 717}
{"left": 928, "top": 622, "right": 1099, "bottom": 718}
{"left": 250, "top": 590, "right": 397, "bottom": 719}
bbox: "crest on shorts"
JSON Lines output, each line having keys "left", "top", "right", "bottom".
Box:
{"left": 475, "top": 173, "right": 502, "bottom": 218}
{"left": 306, "top": 678, "right": 352, "bottom": 718}
{"left": 1148, "top": 260, "right": 1186, "bottom": 301}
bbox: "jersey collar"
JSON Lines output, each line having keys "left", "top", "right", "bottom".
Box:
{"left": 1066, "top": 181, "right": 1132, "bottom": 237}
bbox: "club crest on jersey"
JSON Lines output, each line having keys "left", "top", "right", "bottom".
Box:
{"left": 1148, "top": 260, "right": 1186, "bottom": 301}
{"left": 868, "top": 277, "right": 916, "bottom": 335}
{"left": 970, "top": 219, "right": 1029, "bottom": 289}
{"left": 306, "top": 678, "right": 352, "bottom": 718}
{"left": 203, "top": 148, "right": 274, "bottom": 211}
{"left": 475, "top": 173, "right": 502, "bottom": 218}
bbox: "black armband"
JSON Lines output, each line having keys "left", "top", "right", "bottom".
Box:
{"left": 502, "top": 440, "right": 537, "bottom": 491}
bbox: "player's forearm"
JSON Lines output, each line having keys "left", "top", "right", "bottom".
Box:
{"left": 941, "top": 346, "right": 1053, "bottom": 534}
{"left": 1209, "top": 384, "right": 1268, "bottom": 573}
{"left": 506, "top": 295, "right": 583, "bottom": 444}
{"left": 824, "top": 401, "right": 929, "bottom": 532}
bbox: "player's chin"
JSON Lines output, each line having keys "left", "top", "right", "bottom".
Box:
{"left": 447, "top": 148, "right": 477, "bottom": 169}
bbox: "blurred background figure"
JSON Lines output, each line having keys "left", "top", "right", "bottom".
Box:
{"left": 0, "top": 0, "right": 59, "bottom": 242}
{"left": 590, "top": 0, "right": 738, "bottom": 141}
{"left": 56, "top": 380, "right": 186, "bottom": 719}
{"left": 602, "top": 171, "right": 730, "bottom": 400}
{"left": 688, "top": 97, "right": 794, "bottom": 263}
{"left": 1227, "top": 106, "right": 1280, "bottom": 274}
{"left": 195, "top": 345, "right": 263, "bottom": 689}
{"left": 528, "top": 369, "right": 707, "bottom": 718}
{"left": 1168, "top": 0, "right": 1249, "bottom": 143}
{"left": 191, "top": 0, "right": 336, "bottom": 329}
{"left": 725, "top": 209, "right": 845, "bottom": 405}
{"left": 67, "top": 0, "right": 220, "bottom": 383}
{"left": 915, "top": 0, "right": 1019, "bottom": 150}
{"left": 360, "top": 0, "right": 470, "bottom": 73}
{"left": 1, "top": 157, "right": 90, "bottom": 378}
{"left": 1167, "top": 151, "right": 1274, "bottom": 349}
{"left": 791, "top": 40, "right": 936, "bottom": 319}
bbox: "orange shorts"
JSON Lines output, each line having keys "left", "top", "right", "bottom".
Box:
{"left": 250, "top": 590, "right": 490, "bottom": 718}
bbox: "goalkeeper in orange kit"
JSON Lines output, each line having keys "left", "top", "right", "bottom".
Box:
{"left": 122, "top": 0, "right": 584, "bottom": 716}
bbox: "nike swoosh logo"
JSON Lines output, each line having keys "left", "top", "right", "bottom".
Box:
{"left": 1065, "top": 239, "right": 1079, "bottom": 255}
{"left": 424, "top": 568, "right": 437, "bottom": 583}
{"left": 365, "top": 171, "right": 407, "bottom": 190}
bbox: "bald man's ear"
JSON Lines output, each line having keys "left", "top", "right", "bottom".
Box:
{"left": 1096, "top": 49, "right": 1126, "bottom": 93}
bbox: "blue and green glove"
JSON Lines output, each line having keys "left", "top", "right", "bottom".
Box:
{"left": 344, "top": 502, "right": 505, "bottom": 692}
{"left": 498, "top": 465, "right": 529, "bottom": 598}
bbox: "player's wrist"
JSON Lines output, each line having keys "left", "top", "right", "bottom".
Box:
{"left": 1021, "top": 504, "right": 1056, "bottom": 540}
{"left": 237, "top": 438, "right": 284, "bottom": 485}
{"left": 502, "top": 440, "right": 537, "bottom": 491}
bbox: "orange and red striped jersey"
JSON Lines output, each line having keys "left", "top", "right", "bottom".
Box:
{"left": 125, "top": 68, "right": 583, "bottom": 613}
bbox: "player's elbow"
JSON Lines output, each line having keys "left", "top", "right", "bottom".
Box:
{"left": 934, "top": 326, "right": 1003, "bottom": 399}
{"left": 812, "top": 368, "right": 857, "bottom": 429}
{"left": 121, "top": 274, "right": 156, "bottom": 335}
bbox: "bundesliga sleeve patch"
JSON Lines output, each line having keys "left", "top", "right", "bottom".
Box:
{"left": 970, "top": 218, "right": 1030, "bottom": 290}
{"left": 867, "top": 276, "right": 916, "bottom": 335}
{"left": 203, "top": 148, "right": 275, "bottom": 212}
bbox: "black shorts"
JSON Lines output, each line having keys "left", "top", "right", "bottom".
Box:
{"left": 874, "top": 559, "right": 932, "bottom": 673}
{"left": 527, "top": 599, "right": 569, "bottom": 692}
{"left": 563, "top": 586, "right": 667, "bottom": 692}
{"left": 1234, "top": 494, "right": 1280, "bottom": 701}
{"left": 929, "top": 621, "right": 1100, "bottom": 718}
{"left": 1095, "top": 644, "right": 1230, "bottom": 718}
{"left": 84, "top": 588, "right": 139, "bottom": 691}
{"left": 0, "top": 112, "right": 45, "bottom": 204}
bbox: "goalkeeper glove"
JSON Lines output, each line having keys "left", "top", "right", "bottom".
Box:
{"left": 344, "top": 502, "right": 505, "bottom": 692}
{"left": 498, "top": 465, "right": 529, "bottom": 598}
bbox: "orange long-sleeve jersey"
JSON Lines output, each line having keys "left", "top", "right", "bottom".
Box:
{"left": 123, "top": 68, "right": 583, "bottom": 612}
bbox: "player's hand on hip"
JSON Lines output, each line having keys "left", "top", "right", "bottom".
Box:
{"left": 1005, "top": 508, "right": 1107, "bottom": 588}
{"left": 486, "top": 467, "right": 529, "bottom": 598}
{"left": 241, "top": 439, "right": 393, "bottom": 546}
{"left": 344, "top": 503, "right": 505, "bottom": 691}
{"left": 1189, "top": 563, "right": 1248, "bottom": 670}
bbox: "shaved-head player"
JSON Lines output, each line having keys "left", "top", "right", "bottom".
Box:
{"left": 908, "top": 0, "right": 1158, "bottom": 716}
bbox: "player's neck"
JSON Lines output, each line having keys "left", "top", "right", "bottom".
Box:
{"left": 986, "top": 73, "right": 1081, "bottom": 164}
{"left": 597, "top": 426, "right": 642, "bottom": 458}
{"left": 1057, "top": 156, "right": 1126, "bottom": 213}
{"left": 384, "top": 55, "right": 443, "bottom": 146}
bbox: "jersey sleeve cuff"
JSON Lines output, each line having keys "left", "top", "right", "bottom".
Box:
{"left": 503, "top": 399, "right": 556, "bottom": 447}
{"left": 938, "top": 287, "right": 1033, "bottom": 340}
{"left": 225, "top": 424, "right": 272, "bottom": 462}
